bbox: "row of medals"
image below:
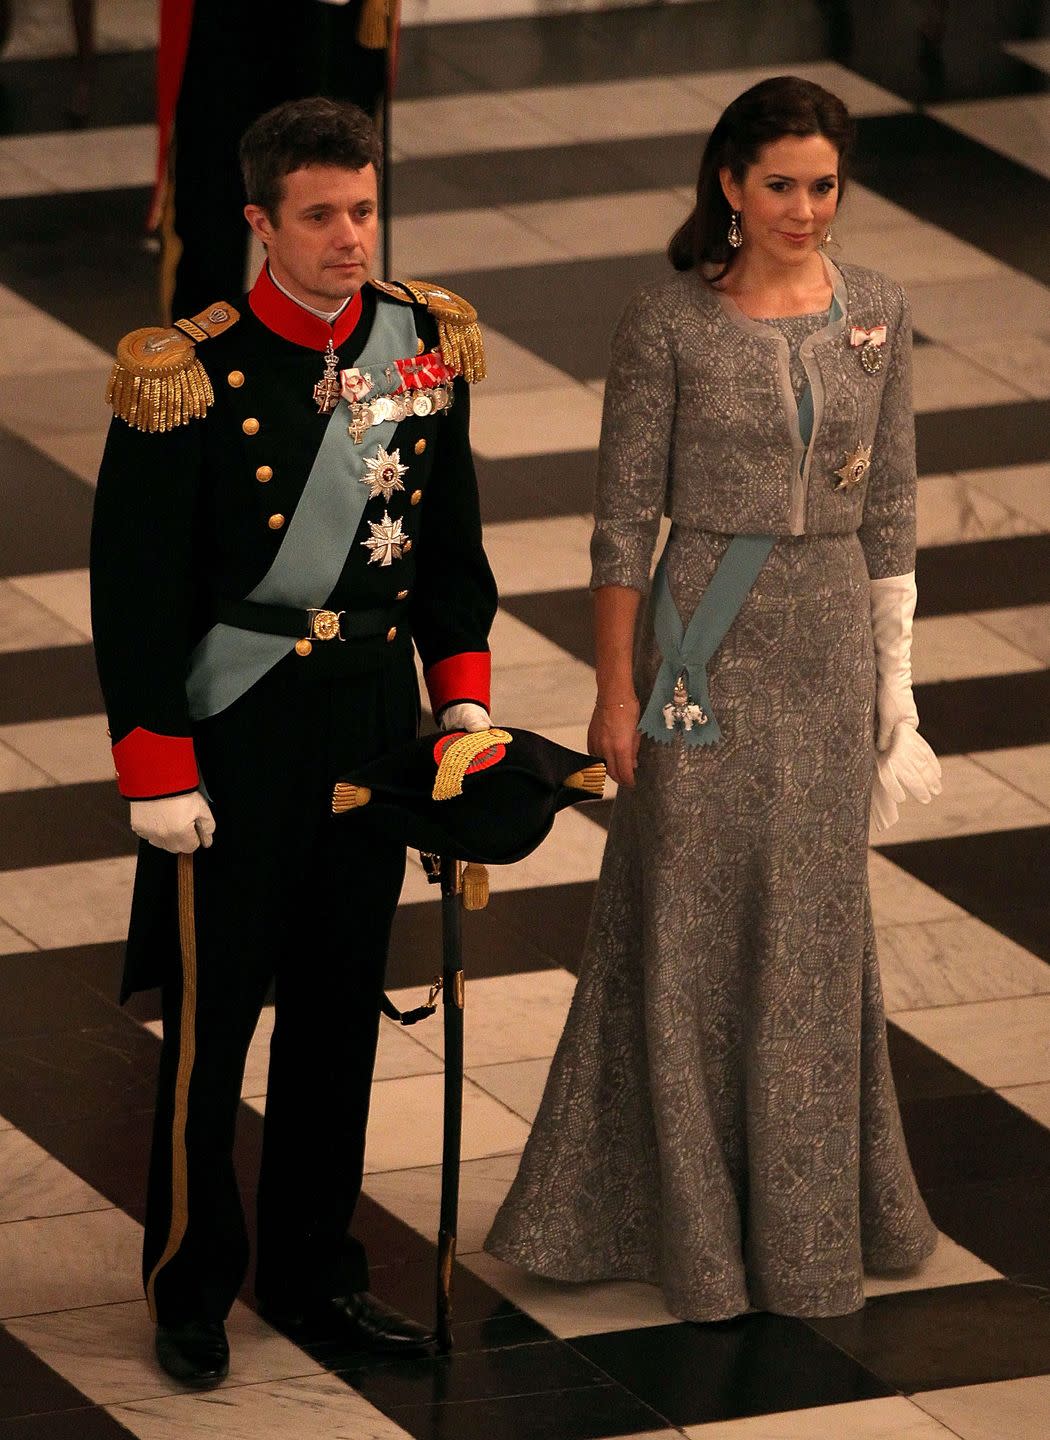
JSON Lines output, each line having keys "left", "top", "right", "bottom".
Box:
{"left": 348, "top": 384, "right": 454, "bottom": 441}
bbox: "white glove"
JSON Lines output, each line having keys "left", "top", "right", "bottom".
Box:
{"left": 869, "top": 571, "right": 942, "bottom": 833}
{"left": 130, "top": 791, "right": 216, "bottom": 854}
{"left": 440, "top": 702, "right": 492, "bottom": 733}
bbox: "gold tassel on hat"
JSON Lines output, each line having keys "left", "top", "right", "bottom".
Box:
{"left": 461, "top": 862, "right": 489, "bottom": 911}
{"left": 565, "top": 763, "right": 607, "bottom": 797}
{"left": 358, "top": 0, "right": 391, "bottom": 48}
{"left": 402, "top": 280, "right": 487, "bottom": 384}
{"left": 432, "top": 729, "right": 512, "bottom": 802}
{"left": 332, "top": 783, "right": 372, "bottom": 814}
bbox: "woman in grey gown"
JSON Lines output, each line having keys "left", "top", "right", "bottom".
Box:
{"left": 486, "top": 77, "right": 943, "bottom": 1321}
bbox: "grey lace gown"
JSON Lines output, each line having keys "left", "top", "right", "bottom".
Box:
{"left": 485, "top": 306, "right": 938, "bottom": 1322}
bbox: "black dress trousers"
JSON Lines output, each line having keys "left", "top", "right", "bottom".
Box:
{"left": 142, "top": 644, "right": 418, "bottom": 1324}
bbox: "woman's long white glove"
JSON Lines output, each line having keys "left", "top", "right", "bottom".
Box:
{"left": 130, "top": 791, "right": 215, "bottom": 853}
{"left": 870, "top": 571, "right": 942, "bottom": 832}
{"left": 440, "top": 702, "right": 492, "bottom": 733}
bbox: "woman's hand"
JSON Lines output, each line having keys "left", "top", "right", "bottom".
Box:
{"left": 588, "top": 695, "right": 641, "bottom": 788}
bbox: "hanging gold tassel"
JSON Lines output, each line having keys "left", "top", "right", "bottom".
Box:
{"left": 106, "top": 310, "right": 239, "bottom": 433}
{"left": 461, "top": 862, "right": 489, "bottom": 911}
{"left": 565, "top": 763, "right": 607, "bottom": 797}
{"left": 402, "top": 280, "right": 487, "bottom": 384}
{"left": 358, "top": 0, "right": 390, "bottom": 48}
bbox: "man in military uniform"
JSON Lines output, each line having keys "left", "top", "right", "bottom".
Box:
{"left": 90, "top": 96, "right": 497, "bottom": 1387}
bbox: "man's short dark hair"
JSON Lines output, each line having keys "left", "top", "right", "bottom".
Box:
{"left": 240, "top": 97, "right": 382, "bottom": 218}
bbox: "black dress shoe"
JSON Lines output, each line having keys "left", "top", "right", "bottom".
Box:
{"left": 155, "top": 1320, "right": 230, "bottom": 1387}
{"left": 261, "top": 1291, "right": 435, "bottom": 1355}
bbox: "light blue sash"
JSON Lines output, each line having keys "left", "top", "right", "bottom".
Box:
{"left": 186, "top": 301, "right": 419, "bottom": 720}
{"left": 639, "top": 535, "right": 775, "bottom": 746}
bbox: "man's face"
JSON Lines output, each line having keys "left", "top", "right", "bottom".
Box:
{"left": 245, "top": 163, "right": 379, "bottom": 308}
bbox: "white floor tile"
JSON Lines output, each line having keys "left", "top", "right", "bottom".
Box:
{"left": 0, "top": 1130, "right": 111, "bottom": 1224}
{"left": 490, "top": 609, "right": 579, "bottom": 670}
{"left": 911, "top": 345, "right": 1028, "bottom": 412}
{"left": 950, "top": 331, "right": 1050, "bottom": 400}
{"left": 0, "top": 917, "right": 35, "bottom": 954}
{"left": 392, "top": 92, "right": 570, "bottom": 159}
{"left": 863, "top": 1233, "right": 1000, "bottom": 1297}
{"left": 0, "top": 367, "right": 113, "bottom": 437}
{"left": 387, "top": 968, "right": 576, "bottom": 1068}
{"left": 915, "top": 1374, "right": 1050, "bottom": 1440}
{"left": 974, "top": 606, "right": 1050, "bottom": 665}
{"left": 390, "top": 206, "right": 568, "bottom": 276}
{"left": 908, "top": 273, "right": 1050, "bottom": 344}
{"left": 683, "top": 1396, "right": 958, "bottom": 1439}
{"left": 463, "top": 1250, "right": 679, "bottom": 1338}
{"left": 4, "top": 0, "right": 156, "bottom": 59}
{"left": 0, "top": 856, "right": 135, "bottom": 949}
{"left": 485, "top": 514, "right": 594, "bottom": 597}
{"left": 867, "top": 852, "right": 960, "bottom": 927}
{"left": 868, "top": 754, "right": 1050, "bottom": 848}
{"left": 1003, "top": 38, "right": 1050, "bottom": 72}
{"left": 0, "top": 715, "right": 114, "bottom": 786}
{"left": 971, "top": 743, "right": 1050, "bottom": 809}
{"left": 109, "top": 1372, "right": 414, "bottom": 1440}
{"left": 0, "top": 151, "right": 56, "bottom": 199}
{"left": 0, "top": 126, "right": 155, "bottom": 195}
{"left": 0, "top": 312, "right": 109, "bottom": 378}
{"left": 842, "top": 225, "right": 1002, "bottom": 288}
{"left": 682, "top": 61, "right": 909, "bottom": 118}
{"left": 28, "top": 426, "right": 107, "bottom": 485}
{"left": 359, "top": 1072, "right": 530, "bottom": 1173}
{"left": 997, "top": 1081, "right": 1050, "bottom": 1129}
{"left": 911, "top": 613, "right": 1041, "bottom": 683}
{"left": 892, "top": 994, "right": 1050, "bottom": 1088}
{"left": 838, "top": 184, "right": 928, "bottom": 231}
{"left": 878, "top": 914, "right": 1050, "bottom": 1013}
{"left": 469, "top": 383, "right": 604, "bottom": 458}
{"left": 0, "top": 1207, "right": 141, "bottom": 1318}
{"left": 966, "top": 461, "right": 1050, "bottom": 530}
{"left": 917, "top": 473, "right": 1041, "bottom": 547}
{"left": 482, "top": 326, "right": 574, "bottom": 396}
{"left": 9, "top": 570, "right": 91, "bottom": 637}
{"left": 467, "top": 1056, "right": 553, "bottom": 1124}
{"left": 492, "top": 653, "right": 597, "bottom": 728}
{"left": 931, "top": 94, "right": 1050, "bottom": 181}
{"left": 0, "top": 580, "right": 86, "bottom": 653}
{"left": 363, "top": 1153, "right": 520, "bottom": 1255}
{"left": 516, "top": 75, "right": 722, "bottom": 144}
{"left": 6, "top": 1299, "right": 320, "bottom": 1408}
{"left": 507, "top": 189, "right": 689, "bottom": 260}
{"left": 0, "top": 740, "right": 52, "bottom": 792}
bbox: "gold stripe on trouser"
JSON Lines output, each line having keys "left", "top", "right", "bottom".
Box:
{"left": 145, "top": 851, "right": 199, "bottom": 1322}
{"left": 158, "top": 138, "right": 182, "bottom": 326}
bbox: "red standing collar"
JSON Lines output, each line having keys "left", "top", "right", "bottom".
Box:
{"left": 249, "top": 265, "right": 364, "bottom": 350}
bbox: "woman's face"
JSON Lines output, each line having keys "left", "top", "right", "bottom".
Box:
{"left": 720, "top": 133, "right": 840, "bottom": 269}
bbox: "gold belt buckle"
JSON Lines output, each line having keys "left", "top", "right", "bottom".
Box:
{"left": 307, "top": 608, "right": 345, "bottom": 642}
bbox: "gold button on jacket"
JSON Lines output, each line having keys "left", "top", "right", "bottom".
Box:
{"left": 227, "top": 370, "right": 245, "bottom": 388}
{"left": 242, "top": 417, "right": 260, "bottom": 436}
{"left": 255, "top": 465, "right": 273, "bottom": 483}
{"left": 267, "top": 513, "right": 285, "bottom": 530}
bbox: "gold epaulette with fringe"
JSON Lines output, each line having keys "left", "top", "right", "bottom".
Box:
{"left": 106, "top": 301, "right": 240, "bottom": 432}
{"left": 370, "top": 277, "right": 486, "bottom": 384}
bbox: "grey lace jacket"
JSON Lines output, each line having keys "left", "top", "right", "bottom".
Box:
{"left": 591, "top": 258, "right": 917, "bottom": 588}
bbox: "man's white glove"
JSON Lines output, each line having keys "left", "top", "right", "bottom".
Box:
{"left": 440, "top": 702, "right": 492, "bottom": 733}
{"left": 870, "top": 571, "right": 942, "bottom": 832}
{"left": 130, "top": 791, "right": 216, "bottom": 854}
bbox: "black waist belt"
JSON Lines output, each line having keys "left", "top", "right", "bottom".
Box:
{"left": 219, "top": 599, "right": 402, "bottom": 645}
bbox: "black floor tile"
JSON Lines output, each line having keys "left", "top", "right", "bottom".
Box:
{"left": 0, "top": 52, "right": 155, "bottom": 135}
{"left": 924, "top": 1178, "right": 1050, "bottom": 1288}
{"left": 570, "top": 1315, "right": 892, "bottom": 1428}
{"left": 0, "top": 1325, "right": 89, "bottom": 1422}
{"left": 0, "top": 188, "right": 159, "bottom": 353}
{"left": 0, "top": 781, "right": 132, "bottom": 870}
{"left": 477, "top": 452, "right": 596, "bottom": 525}
{"left": 387, "top": 1383, "right": 675, "bottom": 1440}
{"left": 916, "top": 401, "right": 1050, "bottom": 476}
{"left": 914, "top": 672, "right": 1050, "bottom": 755}
{"left": 0, "top": 1024, "right": 158, "bottom": 1126}
{"left": 886, "top": 1024, "right": 985, "bottom": 1103}
{"left": 502, "top": 587, "right": 593, "bottom": 665}
{"left": 0, "top": 428, "right": 93, "bottom": 578}
{"left": 0, "top": 1408, "right": 138, "bottom": 1440}
{"left": 855, "top": 113, "right": 1050, "bottom": 285}
{"left": 0, "top": 946, "right": 124, "bottom": 1039}
{"left": 902, "top": 1089, "right": 1050, "bottom": 1188}
{"left": 880, "top": 826, "right": 1050, "bottom": 964}
{"left": 0, "top": 644, "right": 102, "bottom": 724}
{"left": 387, "top": 893, "right": 572, "bottom": 990}
{"left": 916, "top": 536, "right": 1050, "bottom": 617}
{"left": 808, "top": 1279, "right": 1050, "bottom": 1392}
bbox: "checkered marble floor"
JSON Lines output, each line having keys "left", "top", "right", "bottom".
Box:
{"left": 0, "top": 3, "right": 1047, "bottom": 1438}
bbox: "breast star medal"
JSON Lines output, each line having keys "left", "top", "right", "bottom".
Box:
{"left": 313, "top": 339, "right": 341, "bottom": 414}
{"left": 362, "top": 510, "right": 406, "bottom": 566}
{"left": 361, "top": 446, "right": 409, "bottom": 502}
{"left": 834, "top": 443, "right": 873, "bottom": 491}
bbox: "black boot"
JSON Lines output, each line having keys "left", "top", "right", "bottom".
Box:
{"left": 155, "top": 1320, "right": 230, "bottom": 1386}
{"left": 260, "top": 1291, "right": 435, "bottom": 1355}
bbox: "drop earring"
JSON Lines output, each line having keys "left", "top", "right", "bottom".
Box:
{"left": 728, "top": 210, "right": 743, "bottom": 249}
{"left": 822, "top": 227, "right": 833, "bottom": 246}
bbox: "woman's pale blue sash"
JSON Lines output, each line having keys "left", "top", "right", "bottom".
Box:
{"left": 185, "top": 301, "right": 418, "bottom": 721}
{"left": 639, "top": 535, "right": 775, "bottom": 746}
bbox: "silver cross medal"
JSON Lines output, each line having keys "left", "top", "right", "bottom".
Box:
{"left": 313, "top": 339, "right": 341, "bottom": 415}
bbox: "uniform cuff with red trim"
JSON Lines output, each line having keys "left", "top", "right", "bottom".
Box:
{"left": 111, "top": 727, "right": 200, "bottom": 800}
{"left": 424, "top": 651, "right": 491, "bottom": 715}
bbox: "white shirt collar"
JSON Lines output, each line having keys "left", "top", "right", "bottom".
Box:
{"left": 269, "top": 267, "right": 351, "bottom": 326}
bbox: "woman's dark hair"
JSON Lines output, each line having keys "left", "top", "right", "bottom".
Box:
{"left": 240, "top": 97, "right": 383, "bottom": 218}
{"left": 668, "top": 76, "right": 854, "bottom": 279}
